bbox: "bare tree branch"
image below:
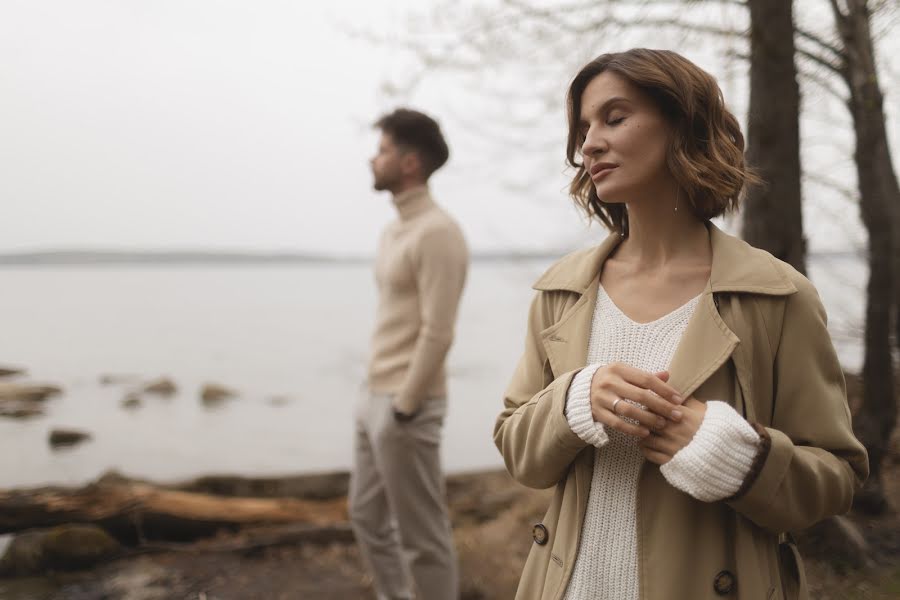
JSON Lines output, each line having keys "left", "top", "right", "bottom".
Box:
{"left": 796, "top": 47, "right": 846, "bottom": 77}
{"left": 510, "top": 0, "right": 747, "bottom": 8}
{"left": 795, "top": 26, "right": 846, "bottom": 61}
{"left": 502, "top": 0, "right": 749, "bottom": 37}
{"left": 798, "top": 67, "right": 849, "bottom": 103}
{"left": 804, "top": 172, "right": 860, "bottom": 203}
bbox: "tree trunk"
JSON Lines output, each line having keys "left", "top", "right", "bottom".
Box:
{"left": 741, "top": 0, "right": 806, "bottom": 274}
{"left": 832, "top": 0, "right": 900, "bottom": 514}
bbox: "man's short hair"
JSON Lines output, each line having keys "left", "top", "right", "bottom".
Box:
{"left": 374, "top": 108, "right": 450, "bottom": 178}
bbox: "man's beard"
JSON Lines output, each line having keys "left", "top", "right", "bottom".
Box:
{"left": 372, "top": 171, "right": 397, "bottom": 192}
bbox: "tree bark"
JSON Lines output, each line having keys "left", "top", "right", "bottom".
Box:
{"left": 832, "top": 0, "right": 900, "bottom": 514}
{"left": 741, "top": 0, "right": 806, "bottom": 274}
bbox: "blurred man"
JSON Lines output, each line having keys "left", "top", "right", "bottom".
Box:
{"left": 349, "top": 108, "right": 468, "bottom": 600}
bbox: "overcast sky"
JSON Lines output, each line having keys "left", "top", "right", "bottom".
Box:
{"left": 1, "top": 1, "right": 896, "bottom": 255}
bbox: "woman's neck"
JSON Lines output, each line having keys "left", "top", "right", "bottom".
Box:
{"left": 615, "top": 198, "right": 711, "bottom": 269}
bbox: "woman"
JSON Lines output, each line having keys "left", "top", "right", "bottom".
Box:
{"left": 494, "top": 49, "right": 868, "bottom": 600}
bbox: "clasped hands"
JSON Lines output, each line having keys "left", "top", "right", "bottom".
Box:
{"left": 588, "top": 363, "right": 706, "bottom": 465}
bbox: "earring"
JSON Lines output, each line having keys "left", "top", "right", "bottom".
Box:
{"left": 674, "top": 190, "right": 679, "bottom": 213}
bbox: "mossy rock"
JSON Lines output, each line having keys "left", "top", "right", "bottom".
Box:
{"left": 0, "top": 525, "right": 121, "bottom": 576}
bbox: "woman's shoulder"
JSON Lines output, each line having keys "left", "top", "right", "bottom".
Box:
{"left": 532, "top": 233, "right": 622, "bottom": 293}
{"left": 710, "top": 228, "right": 826, "bottom": 323}
{"left": 708, "top": 225, "right": 813, "bottom": 298}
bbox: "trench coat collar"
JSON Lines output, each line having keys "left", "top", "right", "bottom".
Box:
{"left": 533, "top": 222, "right": 798, "bottom": 296}
{"left": 532, "top": 221, "right": 798, "bottom": 401}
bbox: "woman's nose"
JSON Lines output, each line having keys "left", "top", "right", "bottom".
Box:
{"left": 582, "top": 126, "right": 607, "bottom": 157}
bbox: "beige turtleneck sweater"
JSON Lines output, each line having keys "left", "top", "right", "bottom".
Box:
{"left": 367, "top": 185, "right": 469, "bottom": 414}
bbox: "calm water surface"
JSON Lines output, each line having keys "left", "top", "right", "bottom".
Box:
{"left": 0, "top": 256, "right": 864, "bottom": 488}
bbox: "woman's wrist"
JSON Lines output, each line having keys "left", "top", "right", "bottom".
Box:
{"left": 565, "top": 364, "right": 609, "bottom": 448}
{"left": 660, "top": 400, "right": 761, "bottom": 502}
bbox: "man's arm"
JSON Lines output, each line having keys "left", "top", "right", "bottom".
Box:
{"left": 393, "top": 224, "right": 468, "bottom": 416}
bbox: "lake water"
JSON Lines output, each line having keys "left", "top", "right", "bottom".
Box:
{"left": 0, "top": 255, "right": 865, "bottom": 488}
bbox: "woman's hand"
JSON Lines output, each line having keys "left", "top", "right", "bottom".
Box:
{"left": 639, "top": 397, "right": 707, "bottom": 464}
{"left": 589, "top": 363, "right": 685, "bottom": 439}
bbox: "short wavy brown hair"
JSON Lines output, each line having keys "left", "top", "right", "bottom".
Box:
{"left": 566, "top": 49, "right": 756, "bottom": 234}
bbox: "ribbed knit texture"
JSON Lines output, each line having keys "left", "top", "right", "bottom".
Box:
{"left": 565, "top": 364, "right": 609, "bottom": 447}
{"left": 563, "top": 284, "right": 699, "bottom": 600}
{"left": 660, "top": 400, "right": 760, "bottom": 501}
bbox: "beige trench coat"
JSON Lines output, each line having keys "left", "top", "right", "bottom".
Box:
{"left": 494, "top": 224, "right": 869, "bottom": 600}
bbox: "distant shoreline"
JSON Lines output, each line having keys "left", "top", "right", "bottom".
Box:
{"left": 0, "top": 249, "right": 864, "bottom": 266}
{"left": 0, "top": 250, "right": 566, "bottom": 266}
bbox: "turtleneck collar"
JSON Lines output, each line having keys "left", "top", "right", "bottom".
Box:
{"left": 392, "top": 185, "right": 433, "bottom": 221}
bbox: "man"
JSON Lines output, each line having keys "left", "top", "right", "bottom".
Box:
{"left": 350, "top": 108, "right": 468, "bottom": 600}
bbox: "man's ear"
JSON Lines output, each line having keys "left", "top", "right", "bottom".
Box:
{"left": 400, "top": 151, "right": 423, "bottom": 178}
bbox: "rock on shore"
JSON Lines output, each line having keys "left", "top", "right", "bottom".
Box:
{"left": 0, "top": 401, "right": 44, "bottom": 419}
{"left": 200, "top": 383, "right": 237, "bottom": 406}
{"left": 0, "top": 383, "right": 61, "bottom": 403}
{"left": 48, "top": 429, "right": 92, "bottom": 449}
{"left": 0, "top": 524, "right": 120, "bottom": 576}
{"left": 143, "top": 378, "right": 177, "bottom": 396}
{"left": 0, "top": 383, "right": 61, "bottom": 420}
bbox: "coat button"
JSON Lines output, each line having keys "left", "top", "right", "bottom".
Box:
{"left": 532, "top": 523, "right": 549, "bottom": 545}
{"left": 713, "top": 570, "right": 736, "bottom": 595}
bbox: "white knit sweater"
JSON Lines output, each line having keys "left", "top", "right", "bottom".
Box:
{"left": 562, "top": 284, "right": 760, "bottom": 600}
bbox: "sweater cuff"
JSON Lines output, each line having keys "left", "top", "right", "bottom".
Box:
{"left": 660, "top": 400, "right": 760, "bottom": 502}
{"left": 564, "top": 364, "right": 609, "bottom": 448}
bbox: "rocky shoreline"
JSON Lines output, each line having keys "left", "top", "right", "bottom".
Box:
{"left": 0, "top": 465, "right": 898, "bottom": 600}
{"left": 0, "top": 469, "right": 552, "bottom": 600}
{"left": 0, "top": 370, "right": 246, "bottom": 451}
{"left": 1, "top": 367, "right": 898, "bottom": 599}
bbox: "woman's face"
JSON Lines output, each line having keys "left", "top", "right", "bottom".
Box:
{"left": 577, "top": 71, "right": 674, "bottom": 205}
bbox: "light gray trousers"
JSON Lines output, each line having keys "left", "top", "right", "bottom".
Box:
{"left": 348, "top": 392, "right": 459, "bottom": 600}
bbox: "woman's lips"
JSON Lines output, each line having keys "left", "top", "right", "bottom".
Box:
{"left": 590, "top": 163, "right": 618, "bottom": 181}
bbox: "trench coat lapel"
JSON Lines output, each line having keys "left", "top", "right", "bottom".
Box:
{"left": 540, "top": 282, "right": 602, "bottom": 517}
{"left": 540, "top": 284, "right": 598, "bottom": 380}
{"left": 539, "top": 277, "right": 604, "bottom": 516}
{"left": 535, "top": 232, "right": 624, "bottom": 379}
{"left": 534, "top": 223, "right": 798, "bottom": 398}
{"left": 668, "top": 223, "right": 797, "bottom": 398}
{"left": 535, "top": 234, "right": 622, "bottom": 510}
{"left": 666, "top": 287, "right": 739, "bottom": 398}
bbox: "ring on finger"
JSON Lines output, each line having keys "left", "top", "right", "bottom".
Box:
{"left": 611, "top": 397, "right": 624, "bottom": 414}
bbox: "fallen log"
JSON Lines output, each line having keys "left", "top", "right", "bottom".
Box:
{"left": 130, "top": 522, "right": 356, "bottom": 557}
{"left": 0, "top": 479, "right": 347, "bottom": 544}
{"left": 175, "top": 471, "right": 350, "bottom": 501}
